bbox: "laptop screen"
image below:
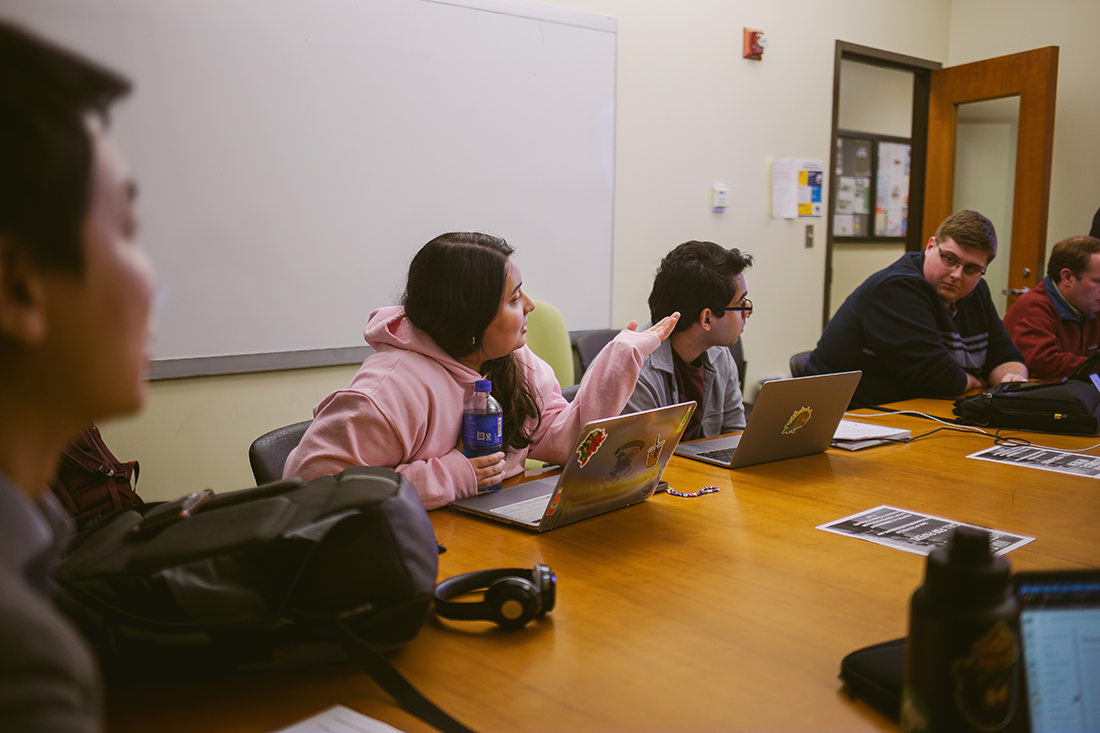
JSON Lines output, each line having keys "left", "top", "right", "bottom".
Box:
{"left": 1016, "top": 571, "right": 1100, "bottom": 732}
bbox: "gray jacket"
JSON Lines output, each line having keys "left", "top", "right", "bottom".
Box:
{"left": 624, "top": 337, "right": 746, "bottom": 437}
{"left": 0, "top": 474, "right": 102, "bottom": 732}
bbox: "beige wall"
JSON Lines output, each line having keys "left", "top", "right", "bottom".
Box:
{"left": 838, "top": 60, "right": 913, "bottom": 138}
{"left": 947, "top": 0, "right": 1100, "bottom": 245}
{"left": 102, "top": 365, "right": 358, "bottom": 500}
{"left": 105, "top": 0, "right": 1100, "bottom": 502}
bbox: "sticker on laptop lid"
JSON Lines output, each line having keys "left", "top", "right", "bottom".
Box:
{"left": 576, "top": 428, "right": 608, "bottom": 467}
{"left": 646, "top": 434, "right": 666, "bottom": 469}
{"left": 676, "top": 410, "right": 691, "bottom": 435}
{"left": 607, "top": 440, "right": 644, "bottom": 481}
{"left": 545, "top": 487, "right": 564, "bottom": 516}
{"left": 782, "top": 407, "right": 813, "bottom": 435}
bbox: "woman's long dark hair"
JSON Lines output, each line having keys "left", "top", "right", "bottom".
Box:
{"left": 402, "top": 232, "right": 542, "bottom": 450}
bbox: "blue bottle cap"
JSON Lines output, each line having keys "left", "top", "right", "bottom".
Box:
{"left": 475, "top": 379, "right": 492, "bottom": 391}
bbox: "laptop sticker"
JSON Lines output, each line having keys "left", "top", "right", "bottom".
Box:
{"left": 607, "top": 440, "right": 644, "bottom": 481}
{"left": 545, "top": 487, "right": 563, "bottom": 516}
{"left": 676, "top": 410, "right": 690, "bottom": 435}
{"left": 576, "top": 428, "right": 608, "bottom": 467}
{"left": 646, "top": 434, "right": 666, "bottom": 469}
{"left": 782, "top": 407, "right": 813, "bottom": 435}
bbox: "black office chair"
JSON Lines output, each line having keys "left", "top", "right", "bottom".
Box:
{"left": 248, "top": 420, "right": 313, "bottom": 485}
{"left": 573, "top": 329, "right": 618, "bottom": 379}
{"left": 728, "top": 340, "right": 747, "bottom": 393}
{"left": 789, "top": 350, "right": 814, "bottom": 378}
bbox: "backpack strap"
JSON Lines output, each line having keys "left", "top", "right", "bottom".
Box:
{"left": 329, "top": 617, "right": 476, "bottom": 733}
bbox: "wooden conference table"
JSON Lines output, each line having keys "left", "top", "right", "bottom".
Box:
{"left": 108, "top": 399, "right": 1100, "bottom": 732}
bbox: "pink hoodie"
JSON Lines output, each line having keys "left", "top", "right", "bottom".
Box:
{"left": 284, "top": 306, "right": 660, "bottom": 510}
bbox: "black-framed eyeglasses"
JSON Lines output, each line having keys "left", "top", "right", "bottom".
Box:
{"left": 725, "top": 298, "right": 753, "bottom": 319}
{"left": 935, "top": 243, "right": 986, "bottom": 278}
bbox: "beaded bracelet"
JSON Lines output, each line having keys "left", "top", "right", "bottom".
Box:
{"left": 666, "top": 485, "right": 720, "bottom": 498}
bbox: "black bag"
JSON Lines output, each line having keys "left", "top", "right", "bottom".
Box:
{"left": 56, "top": 466, "right": 474, "bottom": 733}
{"left": 839, "top": 637, "right": 905, "bottom": 720}
{"left": 953, "top": 380, "right": 1100, "bottom": 435}
{"left": 50, "top": 425, "right": 141, "bottom": 530}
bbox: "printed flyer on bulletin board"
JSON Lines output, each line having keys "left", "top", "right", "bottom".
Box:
{"left": 772, "top": 158, "right": 823, "bottom": 219}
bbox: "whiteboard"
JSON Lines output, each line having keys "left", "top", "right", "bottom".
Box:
{"left": 2, "top": 0, "right": 616, "bottom": 377}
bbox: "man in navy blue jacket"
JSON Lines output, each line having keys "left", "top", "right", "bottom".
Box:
{"left": 807, "top": 210, "right": 1027, "bottom": 407}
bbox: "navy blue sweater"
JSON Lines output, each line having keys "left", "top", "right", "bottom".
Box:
{"left": 807, "top": 251, "right": 1024, "bottom": 407}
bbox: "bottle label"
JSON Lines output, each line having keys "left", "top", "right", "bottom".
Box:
{"left": 900, "top": 689, "right": 931, "bottom": 733}
{"left": 951, "top": 622, "right": 1019, "bottom": 731}
{"left": 464, "top": 414, "right": 502, "bottom": 449}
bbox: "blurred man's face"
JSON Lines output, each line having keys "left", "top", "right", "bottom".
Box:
{"left": 41, "top": 119, "right": 158, "bottom": 420}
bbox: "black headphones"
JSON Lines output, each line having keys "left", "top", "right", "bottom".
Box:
{"left": 434, "top": 564, "right": 556, "bottom": 631}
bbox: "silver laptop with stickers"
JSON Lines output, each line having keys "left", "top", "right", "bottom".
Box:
{"left": 449, "top": 402, "right": 695, "bottom": 532}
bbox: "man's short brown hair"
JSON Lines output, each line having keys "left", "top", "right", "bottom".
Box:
{"left": 1048, "top": 235, "right": 1100, "bottom": 280}
{"left": 934, "top": 209, "right": 998, "bottom": 261}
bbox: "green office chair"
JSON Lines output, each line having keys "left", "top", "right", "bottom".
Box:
{"left": 522, "top": 300, "right": 575, "bottom": 470}
{"left": 524, "top": 300, "right": 575, "bottom": 388}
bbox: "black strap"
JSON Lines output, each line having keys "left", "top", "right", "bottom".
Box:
{"left": 330, "top": 617, "right": 477, "bottom": 733}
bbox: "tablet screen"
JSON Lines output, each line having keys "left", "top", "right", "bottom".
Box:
{"left": 1016, "top": 571, "right": 1100, "bottom": 732}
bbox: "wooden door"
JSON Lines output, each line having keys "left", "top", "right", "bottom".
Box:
{"left": 923, "top": 47, "right": 1058, "bottom": 307}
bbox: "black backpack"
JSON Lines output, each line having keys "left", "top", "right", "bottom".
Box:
{"left": 953, "top": 380, "right": 1100, "bottom": 435}
{"left": 56, "top": 466, "right": 474, "bottom": 733}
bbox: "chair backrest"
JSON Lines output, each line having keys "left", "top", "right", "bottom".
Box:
{"left": 574, "top": 329, "right": 618, "bottom": 377}
{"left": 789, "top": 350, "right": 813, "bottom": 378}
{"left": 524, "top": 300, "right": 575, "bottom": 388}
{"left": 248, "top": 420, "right": 313, "bottom": 485}
{"left": 728, "top": 339, "right": 747, "bottom": 393}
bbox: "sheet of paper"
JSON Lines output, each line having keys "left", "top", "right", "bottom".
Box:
{"left": 836, "top": 176, "right": 855, "bottom": 212}
{"left": 832, "top": 419, "right": 910, "bottom": 441}
{"left": 816, "top": 505, "right": 1034, "bottom": 557}
{"left": 833, "top": 213, "right": 854, "bottom": 236}
{"left": 830, "top": 420, "right": 911, "bottom": 451}
{"left": 771, "top": 157, "right": 798, "bottom": 218}
{"left": 274, "top": 706, "right": 406, "bottom": 733}
{"left": 968, "top": 444, "right": 1100, "bottom": 479}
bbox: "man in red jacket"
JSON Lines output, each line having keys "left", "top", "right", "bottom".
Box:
{"left": 1004, "top": 235, "right": 1100, "bottom": 379}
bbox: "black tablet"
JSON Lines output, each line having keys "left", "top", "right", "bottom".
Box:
{"left": 839, "top": 568, "right": 1100, "bottom": 730}
{"left": 1066, "top": 349, "right": 1100, "bottom": 382}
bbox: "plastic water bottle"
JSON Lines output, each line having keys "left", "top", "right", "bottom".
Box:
{"left": 463, "top": 379, "right": 503, "bottom": 492}
{"left": 902, "top": 526, "right": 1024, "bottom": 733}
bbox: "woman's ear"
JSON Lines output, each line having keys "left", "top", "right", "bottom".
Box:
{"left": 0, "top": 237, "right": 50, "bottom": 344}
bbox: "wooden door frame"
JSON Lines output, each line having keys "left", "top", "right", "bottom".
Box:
{"left": 823, "top": 42, "right": 941, "bottom": 329}
{"left": 923, "top": 47, "right": 1059, "bottom": 295}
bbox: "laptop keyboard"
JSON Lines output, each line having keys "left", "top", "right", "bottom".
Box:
{"left": 489, "top": 494, "right": 551, "bottom": 524}
{"left": 698, "top": 447, "right": 736, "bottom": 463}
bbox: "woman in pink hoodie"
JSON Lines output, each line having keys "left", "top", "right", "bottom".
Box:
{"left": 284, "top": 233, "right": 678, "bottom": 509}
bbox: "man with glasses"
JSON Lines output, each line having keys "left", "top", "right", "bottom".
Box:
{"left": 624, "top": 240, "right": 753, "bottom": 440}
{"left": 806, "top": 209, "right": 1026, "bottom": 406}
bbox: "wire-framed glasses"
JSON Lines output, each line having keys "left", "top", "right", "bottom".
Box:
{"left": 935, "top": 243, "right": 987, "bottom": 278}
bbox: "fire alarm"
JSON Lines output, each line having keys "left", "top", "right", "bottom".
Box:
{"left": 743, "top": 28, "right": 767, "bottom": 61}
